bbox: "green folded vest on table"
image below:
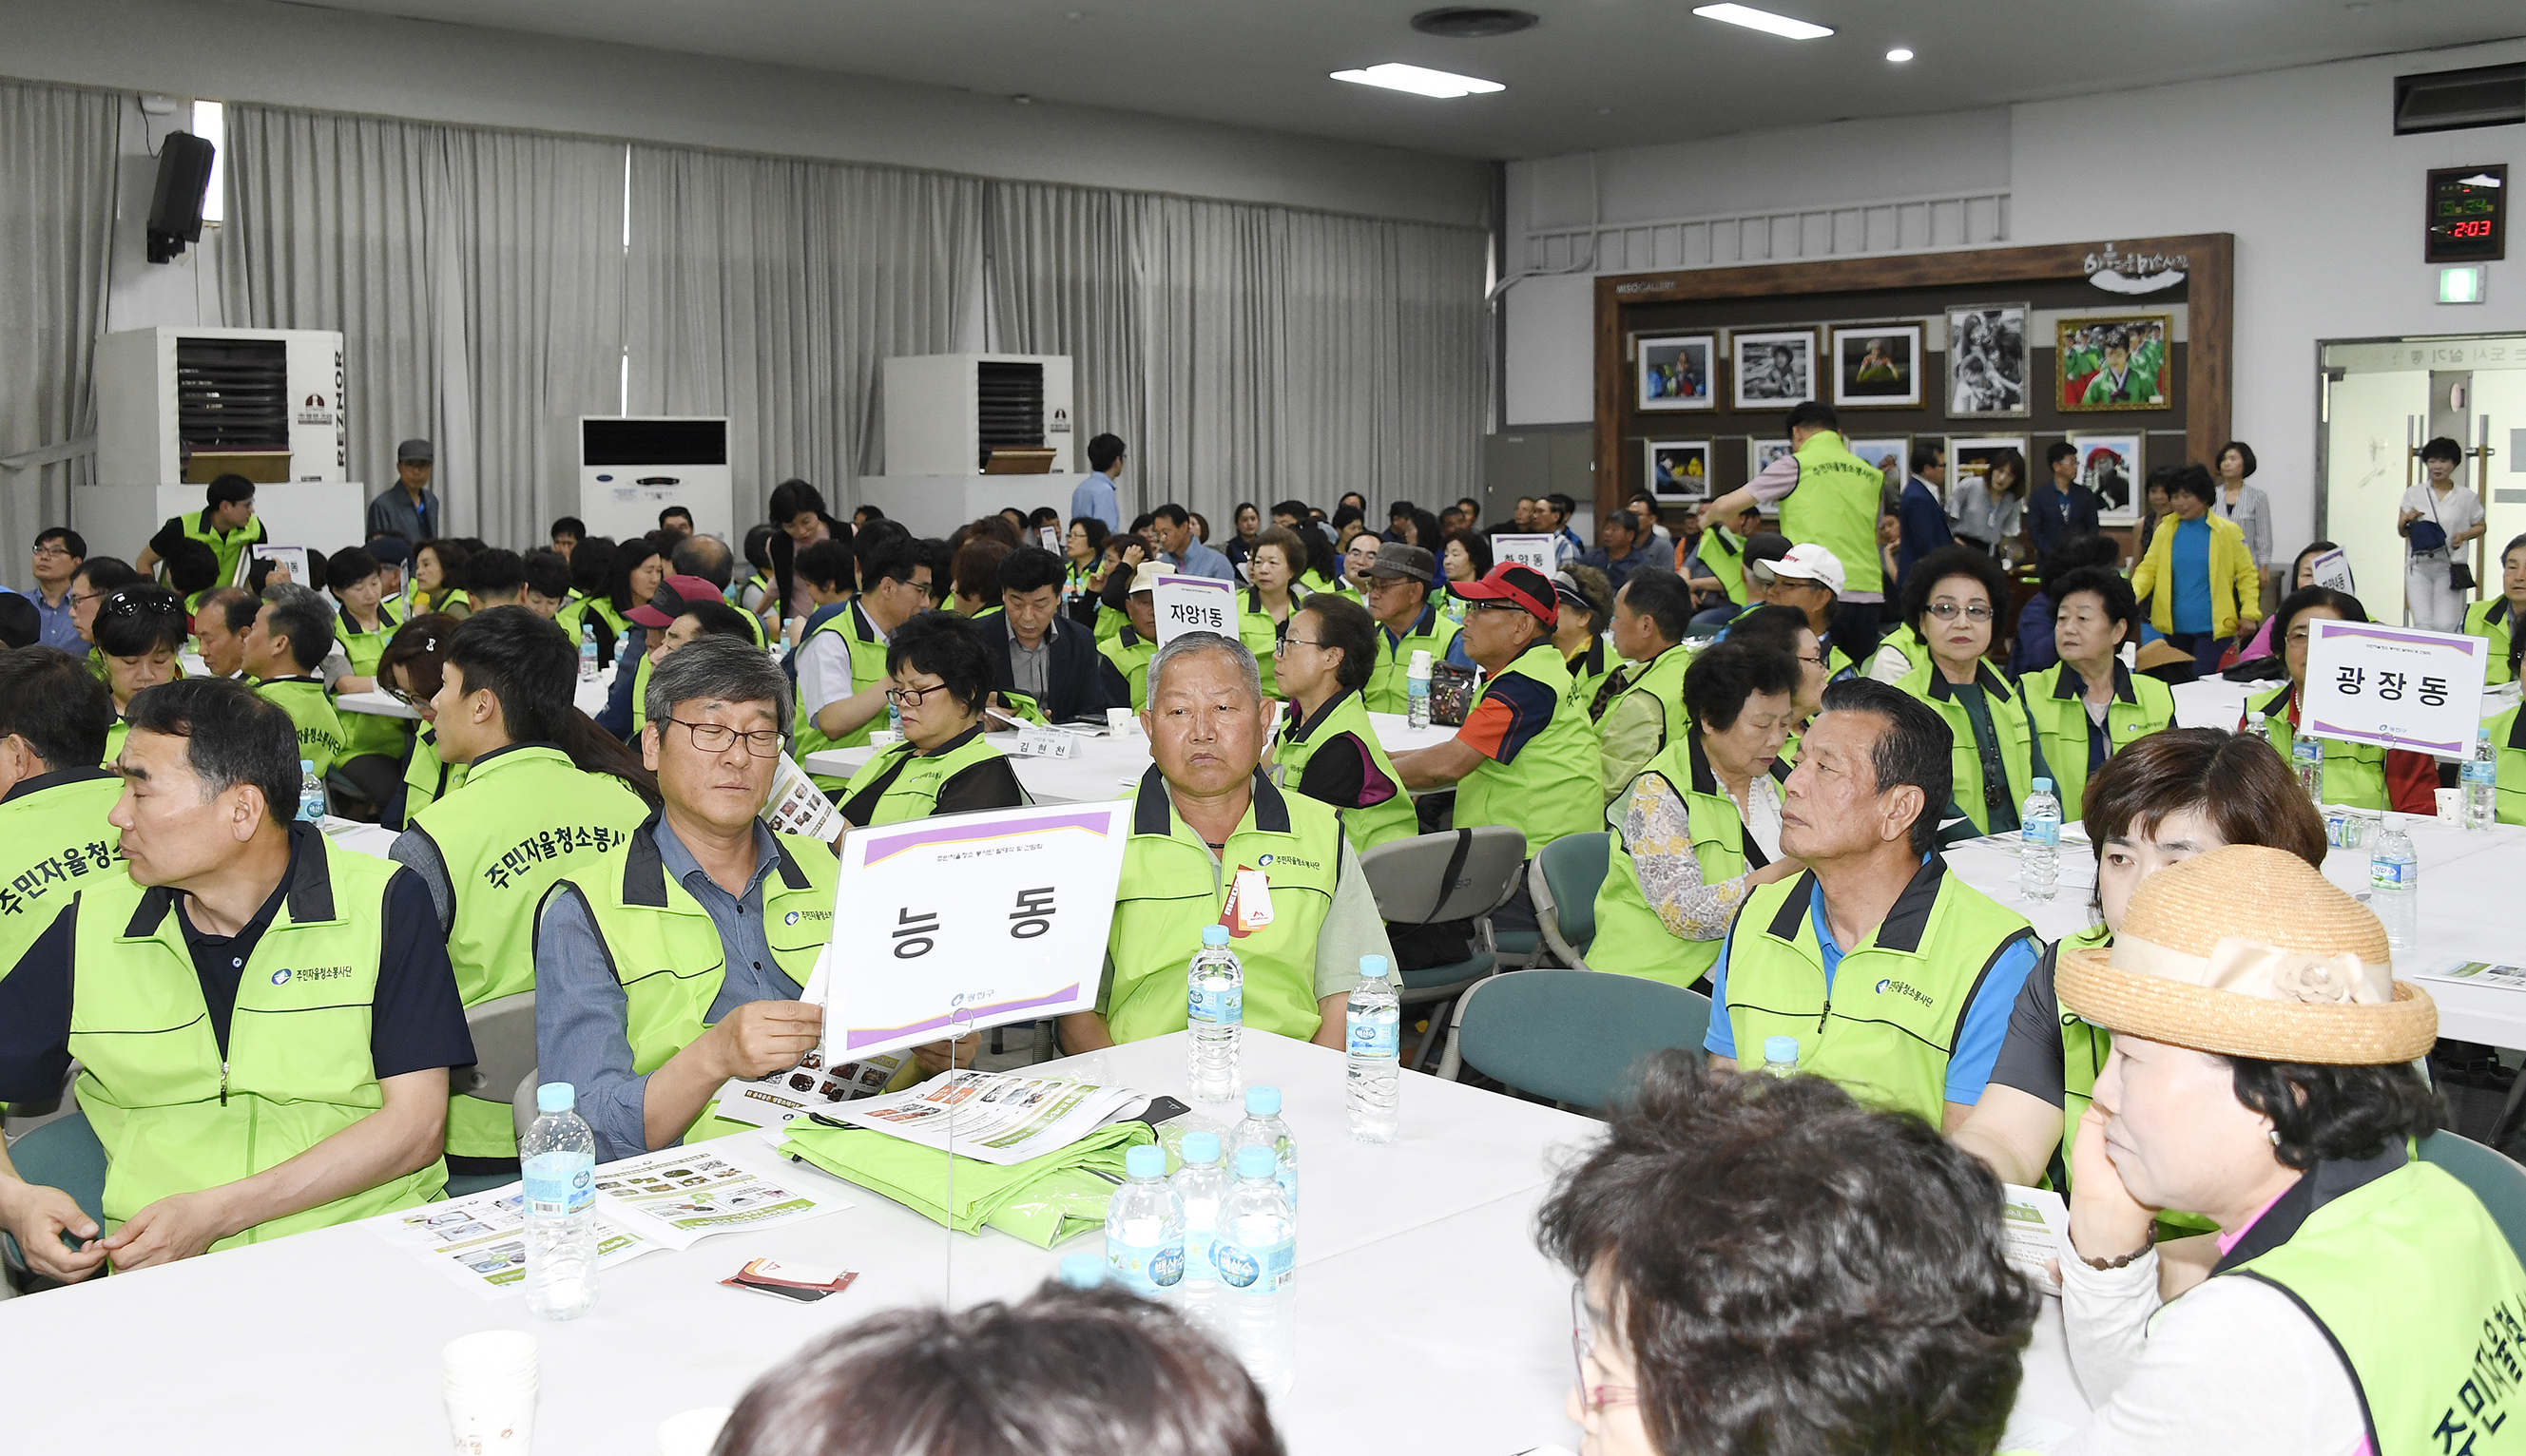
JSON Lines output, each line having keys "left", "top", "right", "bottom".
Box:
{"left": 778, "top": 1117, "right": 1155, "bottom": 1247}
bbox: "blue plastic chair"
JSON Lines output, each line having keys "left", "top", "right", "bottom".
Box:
{"left": 1532, "top": 832, "right": 1610, "bottom": 969}
{"left": 1438, "top": 968, "right": 1712, "bottom": 1112}
{"left": 2419, "top": 1130, "right": 2526, "bottom": 1265}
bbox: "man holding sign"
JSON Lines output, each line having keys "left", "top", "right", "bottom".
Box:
{"left": 1058, "top": 633, "right": 1394, "bottom": 1053}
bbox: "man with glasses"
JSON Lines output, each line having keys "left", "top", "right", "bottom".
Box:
{"left": 795, "top": 539, "right": 935, "bottom": 795}
{"left": 67, "top": 558, "right": 141, "bottom": 648}
{"left": 21, "top": 527, "right": 86, "bottom": 650}
{"left": 534, "top": 636, "right": 838, "bottom": 1161}
{"left": 1358, "top": 543, "right": 1459, "bottom": 715}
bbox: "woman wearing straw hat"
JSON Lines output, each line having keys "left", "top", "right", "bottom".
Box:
{"left": 2053, "top": 844, "right": 2523, "bottom": 1452}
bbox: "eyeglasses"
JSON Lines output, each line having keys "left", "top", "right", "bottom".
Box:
{"left": 1796, "top": 651, "right": 1829, "bottom": 669}
{"left": 1271, "top": 636, "right": 1328, "bottom": 656}
{"left": 31, "top": 544, "right": 74, "bottom": 559}
{"left": 664, "top": 717, "right": 785, "bottom": 757}
{"left": 1925, "top": 601, "right": 1995, "bottom": 623}
{"left": 1571, "top": 1283, "right": 1639, "bottom": 1414}
{"left": 103, "top": 593, "right": 184, "bottom": 619}
{"left": 884, "top": 682, "right": 953, "bottom": 707}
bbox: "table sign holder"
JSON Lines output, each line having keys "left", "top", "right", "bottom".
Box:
{"left": 1153, "top": 574, "right": 1237, "bottom": 646}
{"left": 2301, "top": 621, "right": 2488, "bottom": 759}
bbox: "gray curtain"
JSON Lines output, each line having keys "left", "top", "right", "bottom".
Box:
{"left": 985, "top": 182, "right": 1147, "bottom": 510}
{"left": 0, "top": 79, "right": 118, "bottom": 572}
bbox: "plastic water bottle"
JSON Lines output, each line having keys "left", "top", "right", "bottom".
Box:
{"left": 2369, "top": 820, "right": 2419, "bottom": 951}
{"left": 888, "top": 696, "right": 904, "bottom": 736}
{"left": 297, "top": 759, "right": 325, "bottom": 823}
{"left": 2292, "top": 733, "right": 2324, "bottom": 805}
{"left": 1104, "top": 1143, "right": 1186, "bottom": 1299}
{"left": 1760, "top": 1035, "right": 1800, "bottom": 1079}
{"left": 1345, "top": 955, "right": 1400, "bottom": 1143}
{"left": 1215, "top": 1143, "right": 1298, "bottom": 1399}
{"left": 2019, "top": 776, "right": 2061, "bottom": 903}
{"left": 1058, "top": 1252, "right": 1107, "bottom": 1290}
{"left": 521, "top": 1082, "right": 600, "bottom": 1321}
{"left": 578, "top": 623, "right": 599, "bottom": 682}
{"left": 1187, "top": 925, "right": 1244, "bottom": 1103}
{"left": 2465, "top": 727, "right": 2498, "bottom": 831}
{"left": 1172, "top": 1130, "right": 1231, "bottom": 1289}
{"left": 1406, "top": 648, "right": 1433, "bottom": 731}
{"left": 1229, "top": 1085, "right": 1298, "bottom": 1212}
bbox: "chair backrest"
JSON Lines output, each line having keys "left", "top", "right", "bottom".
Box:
{"left": 462, "top": 991, "right": 538, "bottom": 1102}
{"left": 1456, "top": 968, "right": 1711, "bottom": 1111}
{"left": 1359, "top": 827, "right": 1529, "bottom": 926}
{"left": 1537, "top": 833, "right": 1610, "bottom": 949}
{"left": 512, "top": 1070, "right": 543, "bottom": 1142}
{"left": 2419, "top": 1130, "right": 2526, "bottom": 1265}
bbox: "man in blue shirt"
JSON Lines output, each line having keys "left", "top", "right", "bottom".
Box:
{"left": 1543, "top": 493, "right": 1586, "bottom": 567}
{"left": 21, "top": 527, "right": 86, "bottom": 650}
{"left": 2025, "top": 442, "right": 2102, "bottom": 566}
{"left": 1579, "top": 508, "right": 1652, "bottom": 592}
{"left": 1151, "top": 502, "right": 1234, "bottom": 583}
{"left": 1069, "top": 433, "right": 1127, "bottom": 536}
{"left": 1894, "top": 443, "right": 1954, "bottom": 592}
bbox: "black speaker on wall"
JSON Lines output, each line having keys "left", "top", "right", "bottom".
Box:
{"left": 146, "top": 131, "right": 217, "bottom": 263}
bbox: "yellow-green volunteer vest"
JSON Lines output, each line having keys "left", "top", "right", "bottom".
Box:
{"left": 2492, "top": 706, "right": 2526, "bottom": 825}
{"left": 546, "top": 817, "right": 839, "bottom": 1146}
{"left": 1699, "top": 527, "right": 1750, "bottom": 606}
{"left": 2186, "top": 1159, "right": 2526, "bottom": 1456}
{"left": 794, "top": 600, "right": 891, "bottom": 792}
{"left": 1590, "top": 642, "right": 1691, "bottom": 739}
{"left": 1364, "top": 601, "right": 1461, "bottom": 716}
{"left": 1725, "top": 858, "right": 2034, "bottom": 1124}
{"left": 1591, "top": 736, "right": 1784, "bottom": 987}
{"left": 1106, "top": 769, "right": 1341, "bottom": 1044}
{"left": 1456, "top": 642, "right": 1604, "bottom": 853}
{"left": 837, "top": 726, "right": 1021, "bottom": 827}
{"left": 1782, "top": 432, "right": 1886, "bottom": 595}
{"left": 1094, "top": 602, "right": 1130, "bottom": 645}
{"left": 1100, "top": 626, "right": 1158, "bottom": 712}
{"left": 2465, "top": 598, "right": 2516, "bottom": 687}
{"left": 1237, "top": 587, "right": 1306, "bottom": 698}
{"left": 172, "top": 508, "right": 265, "bottom": 589}
{"left": 334, "top": 599, "right": 410, "bottom": 761}
{"left": 103, "top": 718, "right": 128, "bottom": 768}
{"left": 406, "top": 743, "right": 653, "bottom": 1159}
{"left": 255, "top": 676, "right": 347, "bottom": 779}
{"left": 70, "top": 833, "right": 443, "bottom": 1245}
{"left": 399, "top": 726, "right": 467, "bottom": 829}
{"left": 0, "top": 769, "right": 125, "bottom": 969}
{"left": 2017, "top": 661, "right": 2175, "bottom": 820}
{"left": 1271, "top": 689, "right": 1417, "bottom": 853}
{"left": 1563, "top": 638, "right": 1613, "bottom": 722}
{"left": 1896, "top": 659, "right": 2040, "bottom": 835}
{"left": 2256, "top": 686, "right": 2386, "bottom": 811}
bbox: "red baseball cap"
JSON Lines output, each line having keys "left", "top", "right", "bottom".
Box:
{"left": 627, "top": 574, "right": 724, "bottom": 628}
{"left": 1449, "top": 563, "right": 1557, "bottom": 629}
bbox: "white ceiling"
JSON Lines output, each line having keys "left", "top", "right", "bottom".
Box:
{"left": 288, "top": 0, "right": 2525, "bottom": 160}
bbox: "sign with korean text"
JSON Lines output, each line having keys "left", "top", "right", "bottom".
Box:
{"left": 1153, "top": 573, "right": 1237, "bottom": 647}
{"left": 2301, "top": 620, "right": 2487, "bottom": 757}
{"left": 1493, "top": 534, "right": 1558, "bottom": 574}
{"left": 821, "top": 801, "right": 1129, "bottom": 1060}
{"left": 2306, "top": 546, "right": 2355, "bottom": 596}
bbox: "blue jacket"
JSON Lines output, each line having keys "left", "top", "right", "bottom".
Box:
{"left": 2026, "top": 481, "right": 2102, "bottom": 565}
{"left": 1896, "top": 477, "right": 1955, "bottom": 588}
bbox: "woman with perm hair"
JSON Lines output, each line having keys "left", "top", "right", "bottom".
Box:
{"left": 1264, "top": 593, "right": 1416, "bottom": 853}
{"left": 836, "top": 611, "right": 1029, "bottom": 829}
{"left": 1893, "top": 544, "right": 2040, "bottom": 836}
{"left": 2050, "top": 844, "right": 2519, "bottom": 1454}
{"left": 2016, "top": 565, "right": 2177, "bottom": 819}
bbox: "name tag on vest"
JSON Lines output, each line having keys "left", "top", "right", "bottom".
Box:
{"left": 1224, "top": 866, "right": 1275, "bottom": 934}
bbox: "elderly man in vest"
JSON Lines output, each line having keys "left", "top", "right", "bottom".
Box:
{"left": 1700, "top": 399, "right": 1889, "bottom": 663}
{"left": 1704, "top": 678, "right": 2039, "bottom": 1132}
{"left": 0, "top": 678, "right": 472, "bottom": 1279}
{"left": 1058, "top": 633, "right": 1393, "bottom": 1053}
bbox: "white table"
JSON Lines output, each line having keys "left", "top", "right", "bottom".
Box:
{"left": 804, "top": 712, "right": 1459, "bottom": 805}
{"left": 337, "top": 671, "right": 617, "bottom": 723}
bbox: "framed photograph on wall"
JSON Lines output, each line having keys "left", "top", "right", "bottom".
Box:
{"left": 2066, "top": 431, "right": 2145, "bottom": 523}
{"left": 2057, "top": 313, "right": 2172, "bottom": 412}
{"left": 1830, "top": 324, "right": 1924, "bottom": 409}
{"left": 1747, "top": 437, "right": 1795, "bottom": 479}
{"left": 1944, "top": 303, "right": 2031, "bottom": 419}
{"left": 1636, "top": 335, "right": 1717, "bottom": 412}
{"left": 1948, "top": 435, "right": 2030, "bottom": 513}
{"left": 1845, "top": 435, "right": 1912, "bottom": 494}
{"left": 1644, "top": 440, "right": 1713, "bottom": 501}
{"left": 1731, "top": 329, "right": 1818, "bottom": 410}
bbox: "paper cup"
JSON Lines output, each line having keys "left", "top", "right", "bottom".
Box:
{"left": 2438, "top": 787, "right": 2465, "bottom": 826}
{"left": 444, "top": 1381, "right": 537, "bottom": 1456}
{"left": 1107, "top": 707, "right": 1139, "bottom": 738}
{"left": 656, "top": 1407, "right": 734, "bottom": 1456}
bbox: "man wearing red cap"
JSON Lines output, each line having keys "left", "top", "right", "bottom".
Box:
{"left": 1390, "top": 564, "right": 1602, "bottom": 853}
{"left": 597, "top": 574, "right": 742, "bottom": 739}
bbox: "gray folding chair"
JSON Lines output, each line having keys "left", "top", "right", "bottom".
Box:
{"left": 1531, "top": 832, "right": 1610, "bottom": 970}
{"left": 1359, "top": 826, "right": 1530, "bottom": 1071}
{"left": 1436, "top": 967, "right": 1712, "bottom": 1113}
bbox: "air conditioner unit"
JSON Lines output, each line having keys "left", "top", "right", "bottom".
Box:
{"left": 95, "top": 326, "right": 347, "bottom": 486}
{"left": 882, "top": 354, "right": 1075, "bottom": 475}
{"left": 579, "top": 417, "right": 734, "bottom": 547}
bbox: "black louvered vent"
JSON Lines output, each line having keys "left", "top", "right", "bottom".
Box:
{"left": 176, "top": 337, "right": 290, "bottom": 452}
{"left": 976, "top": 361, "right": 1045, "bottom": 453}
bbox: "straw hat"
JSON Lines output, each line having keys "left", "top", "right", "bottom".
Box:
{"left": 2055, "top": 844, "right": 2436, "bottom": 1064}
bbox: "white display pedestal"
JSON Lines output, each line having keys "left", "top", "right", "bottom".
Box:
{"left": 73, "top": 483, "right": 369, "bottom": 564}
{"left": 854, "top": 473, "right": 1075, "bottom": 537}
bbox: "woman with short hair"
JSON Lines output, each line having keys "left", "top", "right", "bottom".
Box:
{"left": 2402, "top": 435, "right": 2487, "bottom": 633}
{"left": 2017, "top": 565, "right": 2177, "bottom": 815}
{"left": 2131, "top": 464, "right": 2261, "bottom": 676}
{"left": 1236, "top": 526, "right": 1313, "bottom": 698}
{"left": 92, "top": 585, "right": 187, "bottom": 764}
{"left": 1266, "top": 595, "right": 1414, "bottom": 853}
{"left": 1892, "top": 545, "right": 2039, "bottom": 835}
{"left": 1437, "top": 529, "right": 1493, "bottom": 622}
{"left": 2210, "top": 439, "right": 2273, "bottom": 581}
{"left": 836, "top": 611, "right": 1027, "bottom": 828}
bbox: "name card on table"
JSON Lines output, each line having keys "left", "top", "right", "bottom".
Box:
{"left": 1492, "top": 534, "right": 1558, "bottom": 574}
{"left": 821, "top": 800, "right": 1129, "bottom": 1062}
{"left": 1154, "top": 573, "right": 1237, "bottom": 646}
{"left": 2302, "top": 619, "right": 2488, "bottom": 756}
{"left": 1009, "top": 724, "right": 1082, "bottom": 758}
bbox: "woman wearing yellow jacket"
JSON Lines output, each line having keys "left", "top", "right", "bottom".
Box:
{"left": 2129, "top": 465, "right": 2260, "bottom": 677}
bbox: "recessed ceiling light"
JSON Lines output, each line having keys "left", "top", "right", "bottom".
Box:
{"left": 1886, "top": 47, "right": 1914, "bottom": 62}
{"left": 1690, "top": 4, "right": 1834, "bottom": 41}
{"left": 1330, "top": 63, "right": 1506, "bottom": 98}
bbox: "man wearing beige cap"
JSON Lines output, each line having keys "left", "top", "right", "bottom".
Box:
{"left": 1754, "top": 542, "right": 1859, "bottom": 680}
{"left": 2054, "top": 844, "right": 2521, "bottom": 1453}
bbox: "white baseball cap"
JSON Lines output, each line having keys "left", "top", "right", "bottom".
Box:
{"left": 1767, "top": 542, "right": 1845, "bottom": 595}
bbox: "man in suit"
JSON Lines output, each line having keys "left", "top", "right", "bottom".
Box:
{"left": 978, "top": 546, "right": 1110, "bottom": 724}
{"left": 1895, "top": 442, "right": 1955, "bottom": 592}
{"left": 2026, "top": 442, "right": 2103, "bottom": 565}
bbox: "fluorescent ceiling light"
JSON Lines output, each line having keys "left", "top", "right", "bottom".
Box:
{"left": 1886, "top": 48, "right": 1915, "bottom": 63}
{"left": 1330, "top": 63, "right": 1506, "bottom": 99}
{"left": 1691, "top": 4, "right": 1834, "bottom": 41}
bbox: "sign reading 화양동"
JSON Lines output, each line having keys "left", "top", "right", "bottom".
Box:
{"left": 2300, "top": 619, "right": 2487, "bottom": 757}
{"left": 1492, "top": 534, "right": 1558, "bottom": 575}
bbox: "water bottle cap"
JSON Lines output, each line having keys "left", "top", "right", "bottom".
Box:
{"left": 1125, "top": 1144, "right": 1167, "bottom": 1180}
{"left": 1359, "top": 954, "right": 1390, "bottom": 980}
{"left": 300, "top": 758, "right": 315, "bottom": 772}
{"left": 1058, "top": 1253, "right": 1106, "bottom": 1289}
{"left": 1244, "top": 1086, "right": 1281, "bottom": 1115}
{"left": 1235, "top": 1144, "right": 1279, "bottom": 1178}
{"left": 1764, "top": 1035, "right": 1800, "bottom": 1063}
{"left": 535, "top": 1082, "right": 576, "bottom": 1113}
{"left": 1201, "top": 925, "right": 1231, "bottom": 947}
{"left": 1182, "top": 1130, "right": 1222, "bottom": 1163}
{"left": 2032, "top": 776, "right": 2053, "bottom": 793}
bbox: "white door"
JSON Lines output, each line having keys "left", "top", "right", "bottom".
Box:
{"left": 2471, "top": 367, "right": 2526, "bottom": 596}
{"left": 2323, "top": 369, "right": 2429, "bottom": 626}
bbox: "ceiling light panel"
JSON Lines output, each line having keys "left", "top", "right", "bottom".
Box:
{"left": 1690, "top": 5, "right": 1835, "bottom": 41}
{"left": 1331, "top": 63, "right": 1507, "bottom": 98}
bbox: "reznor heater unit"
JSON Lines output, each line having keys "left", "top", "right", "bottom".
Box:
{"left": 94, "top": 327, "right": 348, "bottom": 485}
{"left": 881, "top": 354, "right": 1075, "bottom": 475}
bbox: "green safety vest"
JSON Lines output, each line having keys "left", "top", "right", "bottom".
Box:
{"left": 2493, "top": 707, "right": 2526, "bottom": 826}
{"left": 794, "top": 600, "right": 892, "bottom": 792}
{"left": 333, "top": 599, "right": 410, "bottom": 762}
{"left": 1107, "top": 769, "right": 1342, "bottom": 1044}
{"left": 70, "top": 832, "right": 443, "bottom": 1245}
{"left": 1562, "top": 638, "right": 1613, "bottom": 722}
{"left": 545, "top": 815, "right": 839, "bottom": 1146}
{"left": 2185, "top": 1158, "right": 2526, "bottom": 1456}
{"left": 1456, "top": 642, "right": 1603, "bottom": 853}
{"left": 1781, "top": 432, "right": 1885, "bottom": 596}
{"left": 2255, "top": 686, "right": 2386, "bottom": 811}
{"left": 405, "top": 743, "right": 653, "bottom": 1159}
{"left": 1270, "top": 689, "right": 1417, "bottom": 853}
{"left": 2465, "top": 598, "right": 2516, "bottom": 688}
{"left": 255, "top": 676, "right": 347, "bottom": 779}
{"left": 1364, "top": 601, "right": 1461, "bottom": 716}
{"left": 837, "top": 726, "right": 1024, "bottom": 828}
{"left": 1876, "top": 625, "right": 1930, "bottom": 680}
{"left": 1590, "top": 641, "right": 1691, "bottom": 735}
{"left": 1896, "top": 659, "right": 2043, "bottom": 835}
{"left": 1237, "top": 586, "right": 1307, "bottom": 698}
{"left": 1698, "top": 527, "right": 1750, "bottom": 606}
{"left": 103, "top": 719, "right": 129, "bottom": 769}
{"left": 1095, "top": 602, "right": 1130, "bottom": 645}
{"left": 1725, "top": 857, "right": 2034, "bottom": 1124}
{"left": 171, "top": 508, "right": 266, "bottom": 590}
{"left": 2017, "top": 661, "right": 2175, "bottom": 821}
{"left": 1099, "top": 626, "right": 1158, "bottom": 712}
{"left": 0, "top": 769, "right": 125, "bottom": 969}
{"left": 397, "top": 726, "right": 467, "bottom": 830}
{"left": 1591, "top": 736, "right": 1784, "bottom": 988}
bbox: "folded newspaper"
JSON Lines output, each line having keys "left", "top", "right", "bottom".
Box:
{"left": 810, "top": 1068, "right": 1148, "bottom": 1167}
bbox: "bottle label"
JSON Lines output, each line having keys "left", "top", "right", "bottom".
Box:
{"left": 1185, "top": 1226, "right": 1217, "bottom": 1284}
{"left": 1347, "top": 1014, "right": 1398, "bottom": 1059}
{"left": 1107, "top": 1236, "right": 1186, "bottom": 1294}
{"left": 1215, "top": 1235, "right": 1295, "bottom": 1296}
{"left": 2370, "top": 859, "right": 2411, "bottom": 891}
{"left": 2020, "top": 819, "right": 2059, "bottom": 850}
{"left": 1189, "top": 982, "right": 1243, "bottom": 1026}
{"left": 2464, "top": 760, "right": 2496, "bottom": 784}
{"left": 523, "top": 1156, "right": 594, "bottom": 1217}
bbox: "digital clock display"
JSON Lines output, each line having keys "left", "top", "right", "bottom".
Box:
{"left": 2427, "top": 164, "right": 2507, "bottom": 264}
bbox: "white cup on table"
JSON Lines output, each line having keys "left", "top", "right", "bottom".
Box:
{"left": 443, "top": 1330, "right": 539, "bottom": 1455}
{"left": 1107, "top": 707, "right": 1139, "bottom": 738}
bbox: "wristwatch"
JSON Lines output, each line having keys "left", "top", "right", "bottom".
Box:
{"left": 2077, "top": 1222, "right": 2157, "bottom": 1271}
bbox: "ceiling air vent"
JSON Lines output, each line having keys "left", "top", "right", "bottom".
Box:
{"left": 1410, "top": 8, "right": 1540, "bottom": 39}
{"left": 2394, "top": 62, "right": 2524, "bottom": 136}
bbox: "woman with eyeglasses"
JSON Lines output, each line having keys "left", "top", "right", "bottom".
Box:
{"left": 1235, "top": 527, "right": 1313, "bottom": 698}
{"left": 836, "top": 612, "right": 1028, "bottom": 829}
{"left": 93, "top": 585, "right": 188, "bottom": 765}
{"left": 1893, "top": 545, "right": 2040, "bottom": 836}
{"left": 1062, "top": 517, "right": 1110, "bottom": 624}
{"left": 1265, "top": 594, "right": 1416, "bottom": 853}
{"left": 374, "top": 613, "right": 465, "bottom": 830}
